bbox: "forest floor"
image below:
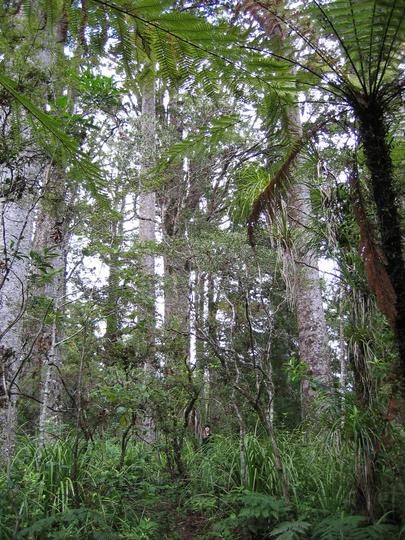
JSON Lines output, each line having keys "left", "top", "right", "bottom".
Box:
{"left": 160, "top": 500, "right": 209, "bottom": 539}
{"left": 176, "top": 511, "right": 207, "bottom": 539}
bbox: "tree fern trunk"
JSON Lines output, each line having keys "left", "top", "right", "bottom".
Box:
{"left": 356, "top": 101, "right": 405, "bottom": 398}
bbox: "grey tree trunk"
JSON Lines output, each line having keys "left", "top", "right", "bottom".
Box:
{"left": 162, "top": 92, "right": 189, "bottom": 358}
{"left": 105, "top": 192, "right": 125, "bottom": 345}
{"left": 287, "top": 108, "right": 331, "bottom": 418}
{"left": 0, "top": 2, "right": 68, "bottom": 458}
{"left": 139, "top": 75, "right": 156, "bottom": 327}
{"left": 236, "top": 0, "right": 331, "bottom": 418}
{"left": 0, "top": 192, "right": 35, "bottom": 462}
{"left": 138, "top": 75, "right": 157, "bottom": 442}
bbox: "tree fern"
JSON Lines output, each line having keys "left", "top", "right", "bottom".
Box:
{"left": 311, "top": 0, "right": 405, "bottom": 95}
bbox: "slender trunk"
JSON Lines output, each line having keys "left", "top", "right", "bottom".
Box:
{"left": 34, "top": 166, "right": 66, "bottom": 448}
{"left": 339, "top": 286, "right": 347, "bottom": 392}
{"left": 206, "top": 273, "right": 218, "bottom": 421}
{"left": 138, "top": 75, "right": 156, "bottom": 442}
{"left": 348, "top": 290, "right": 377, "bottom": 520}
{"left": 139, "top": 75, "right": 156, "bottom": 331}
{"left": 163, "top": 93, "right": 189, "bottom": 344}
{"left": 231, "top": 368, "right": 247, "bottom": 487}
{"left": 105, "top": 193, "right": 125, "bottom": 346}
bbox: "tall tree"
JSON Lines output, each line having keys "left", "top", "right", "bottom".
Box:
{"left": 0, "top": 2, "right": 63, "bottom": 459}
{"left": 138, "top": 72, "right": 157, "bottom": 442}
{"left": 239, "top": 0, "right": 331, "bottom": 416}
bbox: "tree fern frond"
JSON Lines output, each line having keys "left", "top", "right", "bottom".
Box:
{"left": 0, "top": 74, "right": 101, "bottom": 183}
{"left": 90, "top": 0, "right": 293, "bottom": 96}
{"left": 247, "top": 144, "right": 299, "bottom": 242}
{"left": 311, "top": 0, "right": 405, "bottom": 95}
{"left": 372, "top": 0, "right": 405, "bottom": 93}
{"left": 152, "top": 29, "right": 182, "bottom": 84}
{"left": 157, "top": 113, "right": 241, "bottom": 172}
{"left": 312, "top": 0, "right": 368, "bottom": 93}
{"left": 111, "top": 10, "right": 136, "bottom": 77}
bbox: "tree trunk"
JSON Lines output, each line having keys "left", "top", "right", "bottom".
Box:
{"left": 356, "top": 101, "right": 405, "bottom": 399}
{"left": 162, "top": 92, "right": 189, "bottom": 341}
{"left": 105, "top": 192, "right": 125, "bottom": 346}
{"left": 0, "top": 192, "right": 35, "bottom": 462}
{"left": 33, "top": 165, "right": 66, "bottom": 448}
{"left": 237, "top": 0, "right": 331, "bottom": 418}
{"left": 138, "top": 74, "right": 157, "bottom": 442}
{"left": 287, "top": 108, "right": 331, "bottom": 418}
{"left": 348, "top": 289, "right": 377, "bottom": 520}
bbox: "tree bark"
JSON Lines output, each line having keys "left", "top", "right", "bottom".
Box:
{"left": 0, "top": 192, "right": 35, "bottom": 462}
{"left": 138, "top": 74, "right": 157, "bottom": 442}
{"left": 162, "top": 92, "right": 189, "bottom": 338}
{"left": 356, "top": 101, "right": 405, "bottom": 399}
{"left": 286, "top": 108, "right": 331, "bottom": 418}
{"left": 33, "top": 165, "right": 66, "bottom": 448}
{"left": 105, "top": 192, "right": 125, "bottom": 346}
{"left": 238, "top": 0, "right": 331, "bottom": 418}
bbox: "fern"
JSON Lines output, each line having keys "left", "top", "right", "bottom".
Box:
{"left": 157, "top": 113, "right": 241, "bottom": 172}
{"left": 18, "top": 507, "right": 117, "bottom": 538}
{"left": 0, "top": 74, "right": 101, "bottom": 183}
{"left": 270, "top": 519, "right": 311, "bottom": 540}
{"left": 311, "top": 0, "right": 405, "bottom": 94}
{"left": 313, "top": 514, "right": 397, "bottom": 540}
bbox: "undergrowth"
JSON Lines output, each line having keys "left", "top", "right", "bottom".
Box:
{"left": 0, "top": 428, "right": 403, "bottom": 539}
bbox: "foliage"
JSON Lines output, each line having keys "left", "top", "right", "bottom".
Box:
{"left": 0, "top": 1, "right": 404, "bottom": 539}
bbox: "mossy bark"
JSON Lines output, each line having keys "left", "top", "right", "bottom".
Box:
{"left": 356, "top": 100, "right": 405, "bottom": 398}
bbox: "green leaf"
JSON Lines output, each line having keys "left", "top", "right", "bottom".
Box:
{"left": 0, "top": 73, "right": 102, "bottom": 183}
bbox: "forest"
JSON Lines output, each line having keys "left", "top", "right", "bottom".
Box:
{"left": 0, "top": 0, "right": 404, "bottom": 538}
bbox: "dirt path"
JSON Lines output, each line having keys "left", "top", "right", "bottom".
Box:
{"left": 176, "top": 511, "right": 208, "bottom": 540}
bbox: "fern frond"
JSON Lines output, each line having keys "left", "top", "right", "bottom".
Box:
{"left": 313, "top": 514, "right": 397, "bottom": 539}
{"left": 311, "top": 0, "right": 405, "bottom": 95}
{"left": 233, "top": 164, "right": 273, "bottom": 224}
{"left": 158, "top": 113, "right": 241, "bottom": 171}
{"left": 0, "top": 73, "right": 101, "bottom": 184}
{"left": 247, "top": 116, "right": 331, "bottom": 242}
{"left": 247, "top": 147, "right": 297, "bottom": 242}
{"left": 270, "top": 519, "right": 311, "bottom": 539}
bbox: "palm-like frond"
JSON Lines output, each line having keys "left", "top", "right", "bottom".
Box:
{"left": 89, "top": 0, "right": 292, "bottom": 96}
{"left": 233, "top": 163, "right": 273, "bottom": 224}
{"left": 312, "top": 0, "right": 405, "bottom": 96}
{"left": 0, "top": 74, "right": 101, "bottom": 184}
{"left": 247, "top": 139, "right": 303, "bottom": 230}
{"left": 246, "top": 119, "right": 329, "bottom": 241}
{"left": 158, "top": 113, "right": 241, "bottom": 172}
